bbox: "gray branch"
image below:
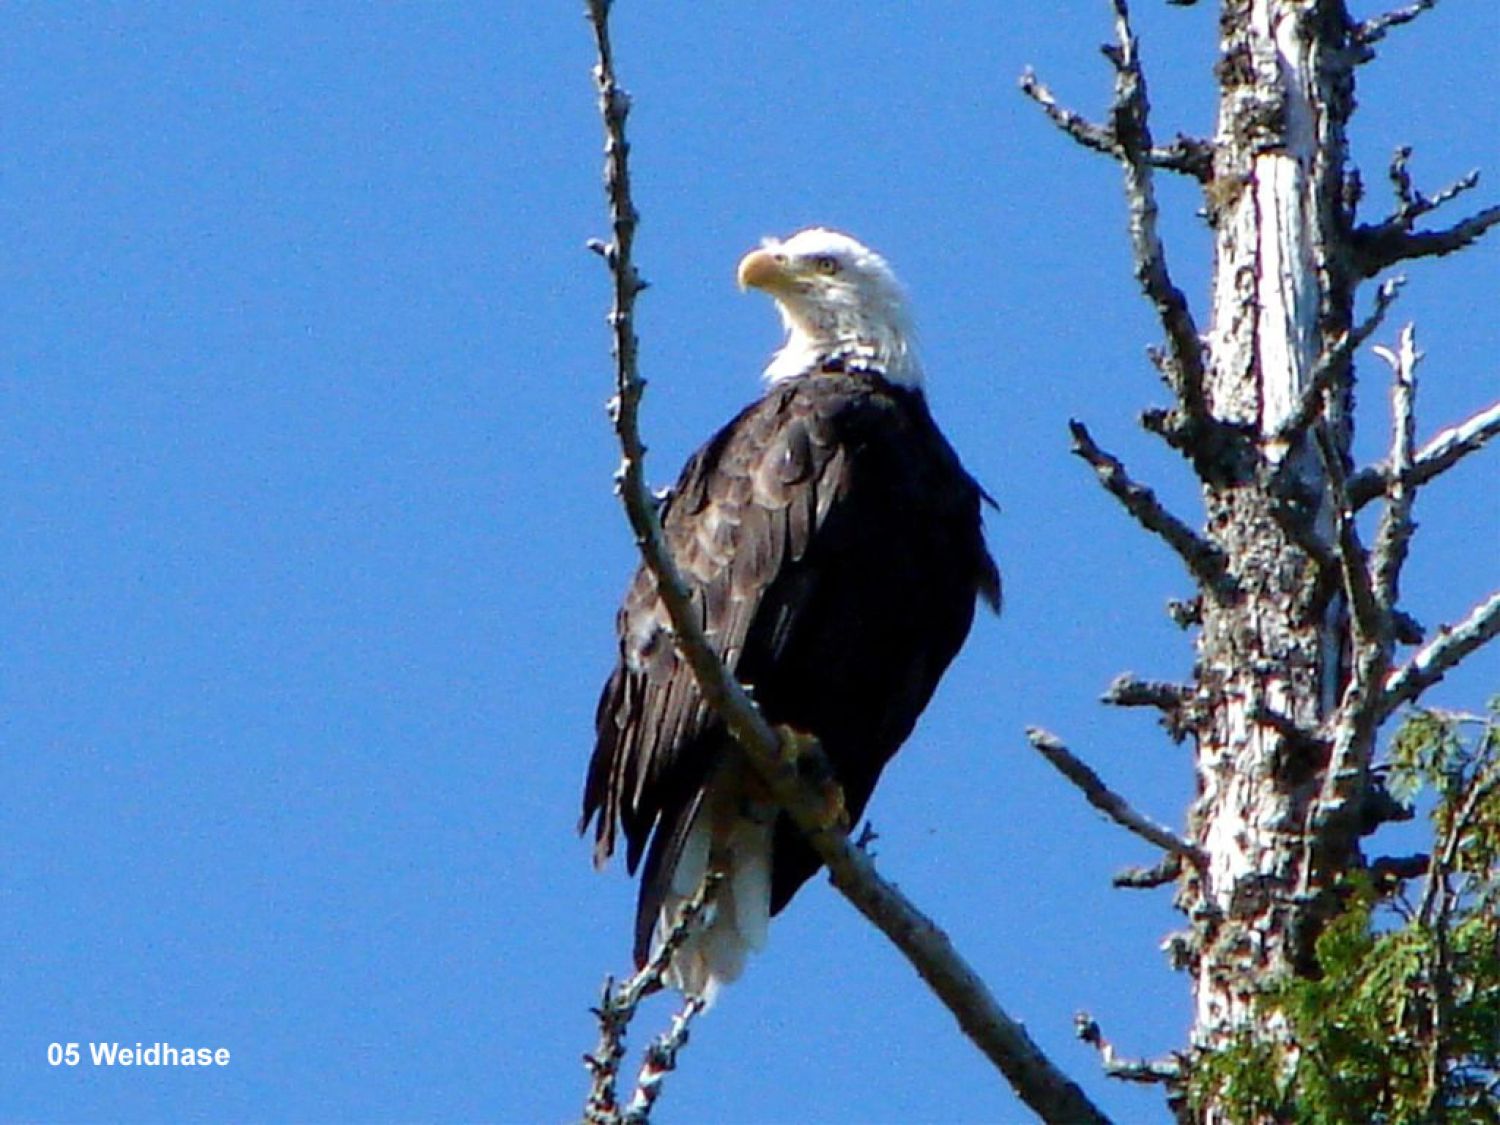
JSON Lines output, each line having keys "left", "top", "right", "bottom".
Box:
{"left": 1354, "top": 0, "right": 1438, "bottom": 47}
{"left": 1380, "top": 592, "right": 1500, "bottom": 722}
{"left": 1070, "top": 419, "right": 1234, "bottom": 598}
{"left": 1369, "top": 327, "right": 1420, "bottom": 622}
{"left": 1102, "top": 673, "right": 1190, "bottom": 712}
{"left": 583, "top": 5, "right": 1106, "bottom": 1121}
{"left": 1113, "top": 853, "right": 1183, "bottom": 890}
{"left": 1076, "top": 1013, "right": 1185, "bottom": 1086}
{"left": 1018, "top": 68, "right": 1212, "bottom": 182}
{"left": 1350, "top": 398, "right": 1500, "bottom": 509}
{"left": 1272, "top": 277, "right": 1403, "bottom": 450}
{"left": 1352, "top": 151, "right": 1500, "bottom": 277}
{"left": 583, "top": 875, "right": 721, "bottom": 1124}
{"left": 1028, "top": 728, "right": 1204, "bottom": 864}
{"left": 1022, "top": 0, "right": 1214, "bottom": 449}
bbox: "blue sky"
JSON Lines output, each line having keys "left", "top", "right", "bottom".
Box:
{"left": 3, "top": 3, "right": 1496, "bottom": 1122}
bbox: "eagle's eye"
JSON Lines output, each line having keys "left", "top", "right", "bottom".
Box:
{"left": 810, "top": 254, "right": 840, "bottom": 276}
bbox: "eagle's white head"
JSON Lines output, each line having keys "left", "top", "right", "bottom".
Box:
{"left": 737, "top": 228, "right": 922, "bottom": 389}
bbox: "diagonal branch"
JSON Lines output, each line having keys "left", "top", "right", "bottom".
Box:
{"left": 1070, "top": 419, "right": 1235, "bottom": 598}
{"left": 1076, "top": 1013, "right": 1186, "bottom": 1086}
{"left": 1022, "top": 0, "right": 1219, "bottom": 459}
{"left": 1313, "top": 427, "right": 1383, "bottom": 650}
{"left": 1354, "top": 0, "right": 1438, "bottom": 47}
{"left": 1351, "top": 150, "right": 1500, "bottom": 277}
{"left": 1272, "top": 277, "right": 1404, "bottom": 450}
{"left": 1018, "top": 68, "right": 1212, "bottom": 181}
{"left": 1350, "top": 398, "right": 1500, "bottom": 509}
{"left": 1028, "top": 727, "right": 1204, "bottom": 864}
{"left": 583, "top": 5, "right": 1106, "bottom": 1121}
{"left": 583, "top": 875, "right": 721, "bottom": 1124}
{"left": 1380, "top": 592, "right": 1500, "bottom": 723}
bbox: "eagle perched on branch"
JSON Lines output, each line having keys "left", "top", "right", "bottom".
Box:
{"left": 581, "top": 228, "right": 999, "bottom": 1002}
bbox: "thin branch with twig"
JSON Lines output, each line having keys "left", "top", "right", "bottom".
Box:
{"left": 1369, "top": 325, "right": 1420, "bottom": 620}
{"left": 1028, "top": 728, "right": 1203, "bottom": 864}
{"left": 1350, "top": 397, "right": 1500, "bottom": 509}
{"left": 583, "top": 874, "right": 721, "bottom": 1124}
{"left": 1381, "top": 592, "right": 1500, "bottom": 722}
{"left": 1272, "top": 277, "right": 1404, "bottom": 450}
{"left": 1070, "top": 420, "right": 1235, "bottom": 598}
{"left": 1075, "top": 1013, "right": 1186, "bottom": 1085}
{"left": 1354, "top": 0, "right": 1438, "bottom": 47}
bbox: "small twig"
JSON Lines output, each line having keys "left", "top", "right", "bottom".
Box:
{"left": 583, "top": 875, "right": 721, "bottom": 1124}
{"left": 1028, "top": 727, "right": 1204, "bottom": 864}
{"left": 1355, "top": 0, "right": 1438, "bottom": 47}
{"left": 1018, "top": 69, "right": 1212, "bottom": 181}
{"left": 1113, "top": 853, "right": 1183, "bottom": 889}
{"left": 1350, "top": 398, "right": 1500, "bottom": 509}
{"left": 1380, "top": 592, "right": 1500, "bottom": 723}
{"left": 622, "top": 995, "right": 707, "bottom": 1124}
{"left": 1070, "top": 420, "right": 1235, "bottom": 598}
{"left": 1075, "top": 1013, "right": 1185, "bottom": 1085}
{"left": 1272, "top": 277, "right": 1404, "bottom": 450}
{"left": 1352, "top": 152, "right": 1500, "bottom": 277}
{"left": 1313, "top": 427, "right": 1382, "bottom": 649}
{"left": 1369, "top": 326, "right": 1420, "bottom": 621}
{"left": 1102, "top": 673, "right": 1190, "bottom": 712}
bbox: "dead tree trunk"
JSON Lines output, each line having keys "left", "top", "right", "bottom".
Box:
{"left": 1184, "top": 0, "right": 1364, "bottom": 1051}
{"left": 1030, "top": 1, "right": 1500, "bottom": 1118}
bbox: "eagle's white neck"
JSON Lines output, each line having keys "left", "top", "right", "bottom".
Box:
{"left": 763, "top": 310, "right": 923, "bottom": 387}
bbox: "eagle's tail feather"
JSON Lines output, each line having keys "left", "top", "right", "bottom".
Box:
{"left": 647, "top": 809, "right": 773, "bottom": 1007}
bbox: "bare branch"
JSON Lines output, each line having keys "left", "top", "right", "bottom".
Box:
{"left": 622, "top": 996, "right": 706, "bottom": 1124}
{"left": 1369, "top": 326, "right": 1420, "bottom": 620}
{"left": 1310, "top": 422, "right": 1392, "bottom": 834}
{"left": 1351, "top": 398, "right": 1500, "bottom": 509}
{"left": 1070, "top": 420, "right": 1235, "bottom": 598}
{"left": 1028, "top": 727, "right": 1204, "bottom": 864}
{"left": 583, "top": 875, "right": 721, "bottom": 1124}
{"left": 1021, "top": 0, "right": 1215, "bottom": 446}
{"left": 1381, "top": 592, "right": 1500, "bottom": 722}
{"left": 583, "top": 6, "right": 1105, "bottom": 1120}
{"left": 1355, "top": 0, "right": 1439, "bottom": 47}
{"left": 1018, "top": 68, "right": 1212, "bottom": 181}
{"left": 1272, "top": 277, "right": 1404, "bottom": 450}
{"left": 1113, "top": 853, "right": 1183, "bottom": 889}
{"left": 1075, "top": 1013, "right": 1186, "bottom": 1085}
{"left": 1313, "top": 427, "right": 1383, "bottom": 649}
{"left": 1354, "top": 203, "right": 1500, "bottom": 277}
{"left": 1103, "top": 0, "right": 1210, "bottom": 432}
{"left": 1352, "top": 151, "right": 1500, "bottom": 277}
{"left": 1102, "top": 672, "right": 1190, "bottom": 712}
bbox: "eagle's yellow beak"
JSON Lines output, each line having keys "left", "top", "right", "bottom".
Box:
{"left": 737, "top": 247, "right": 788, "bottom": 292}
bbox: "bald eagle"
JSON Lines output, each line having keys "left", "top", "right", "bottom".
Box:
{"left": 581, "top": 229, "right": 999, "bottom": 1002}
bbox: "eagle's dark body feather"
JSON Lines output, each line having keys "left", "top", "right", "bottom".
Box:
{"left": 581, "top": 362, "right": 998, "bottom": 984}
